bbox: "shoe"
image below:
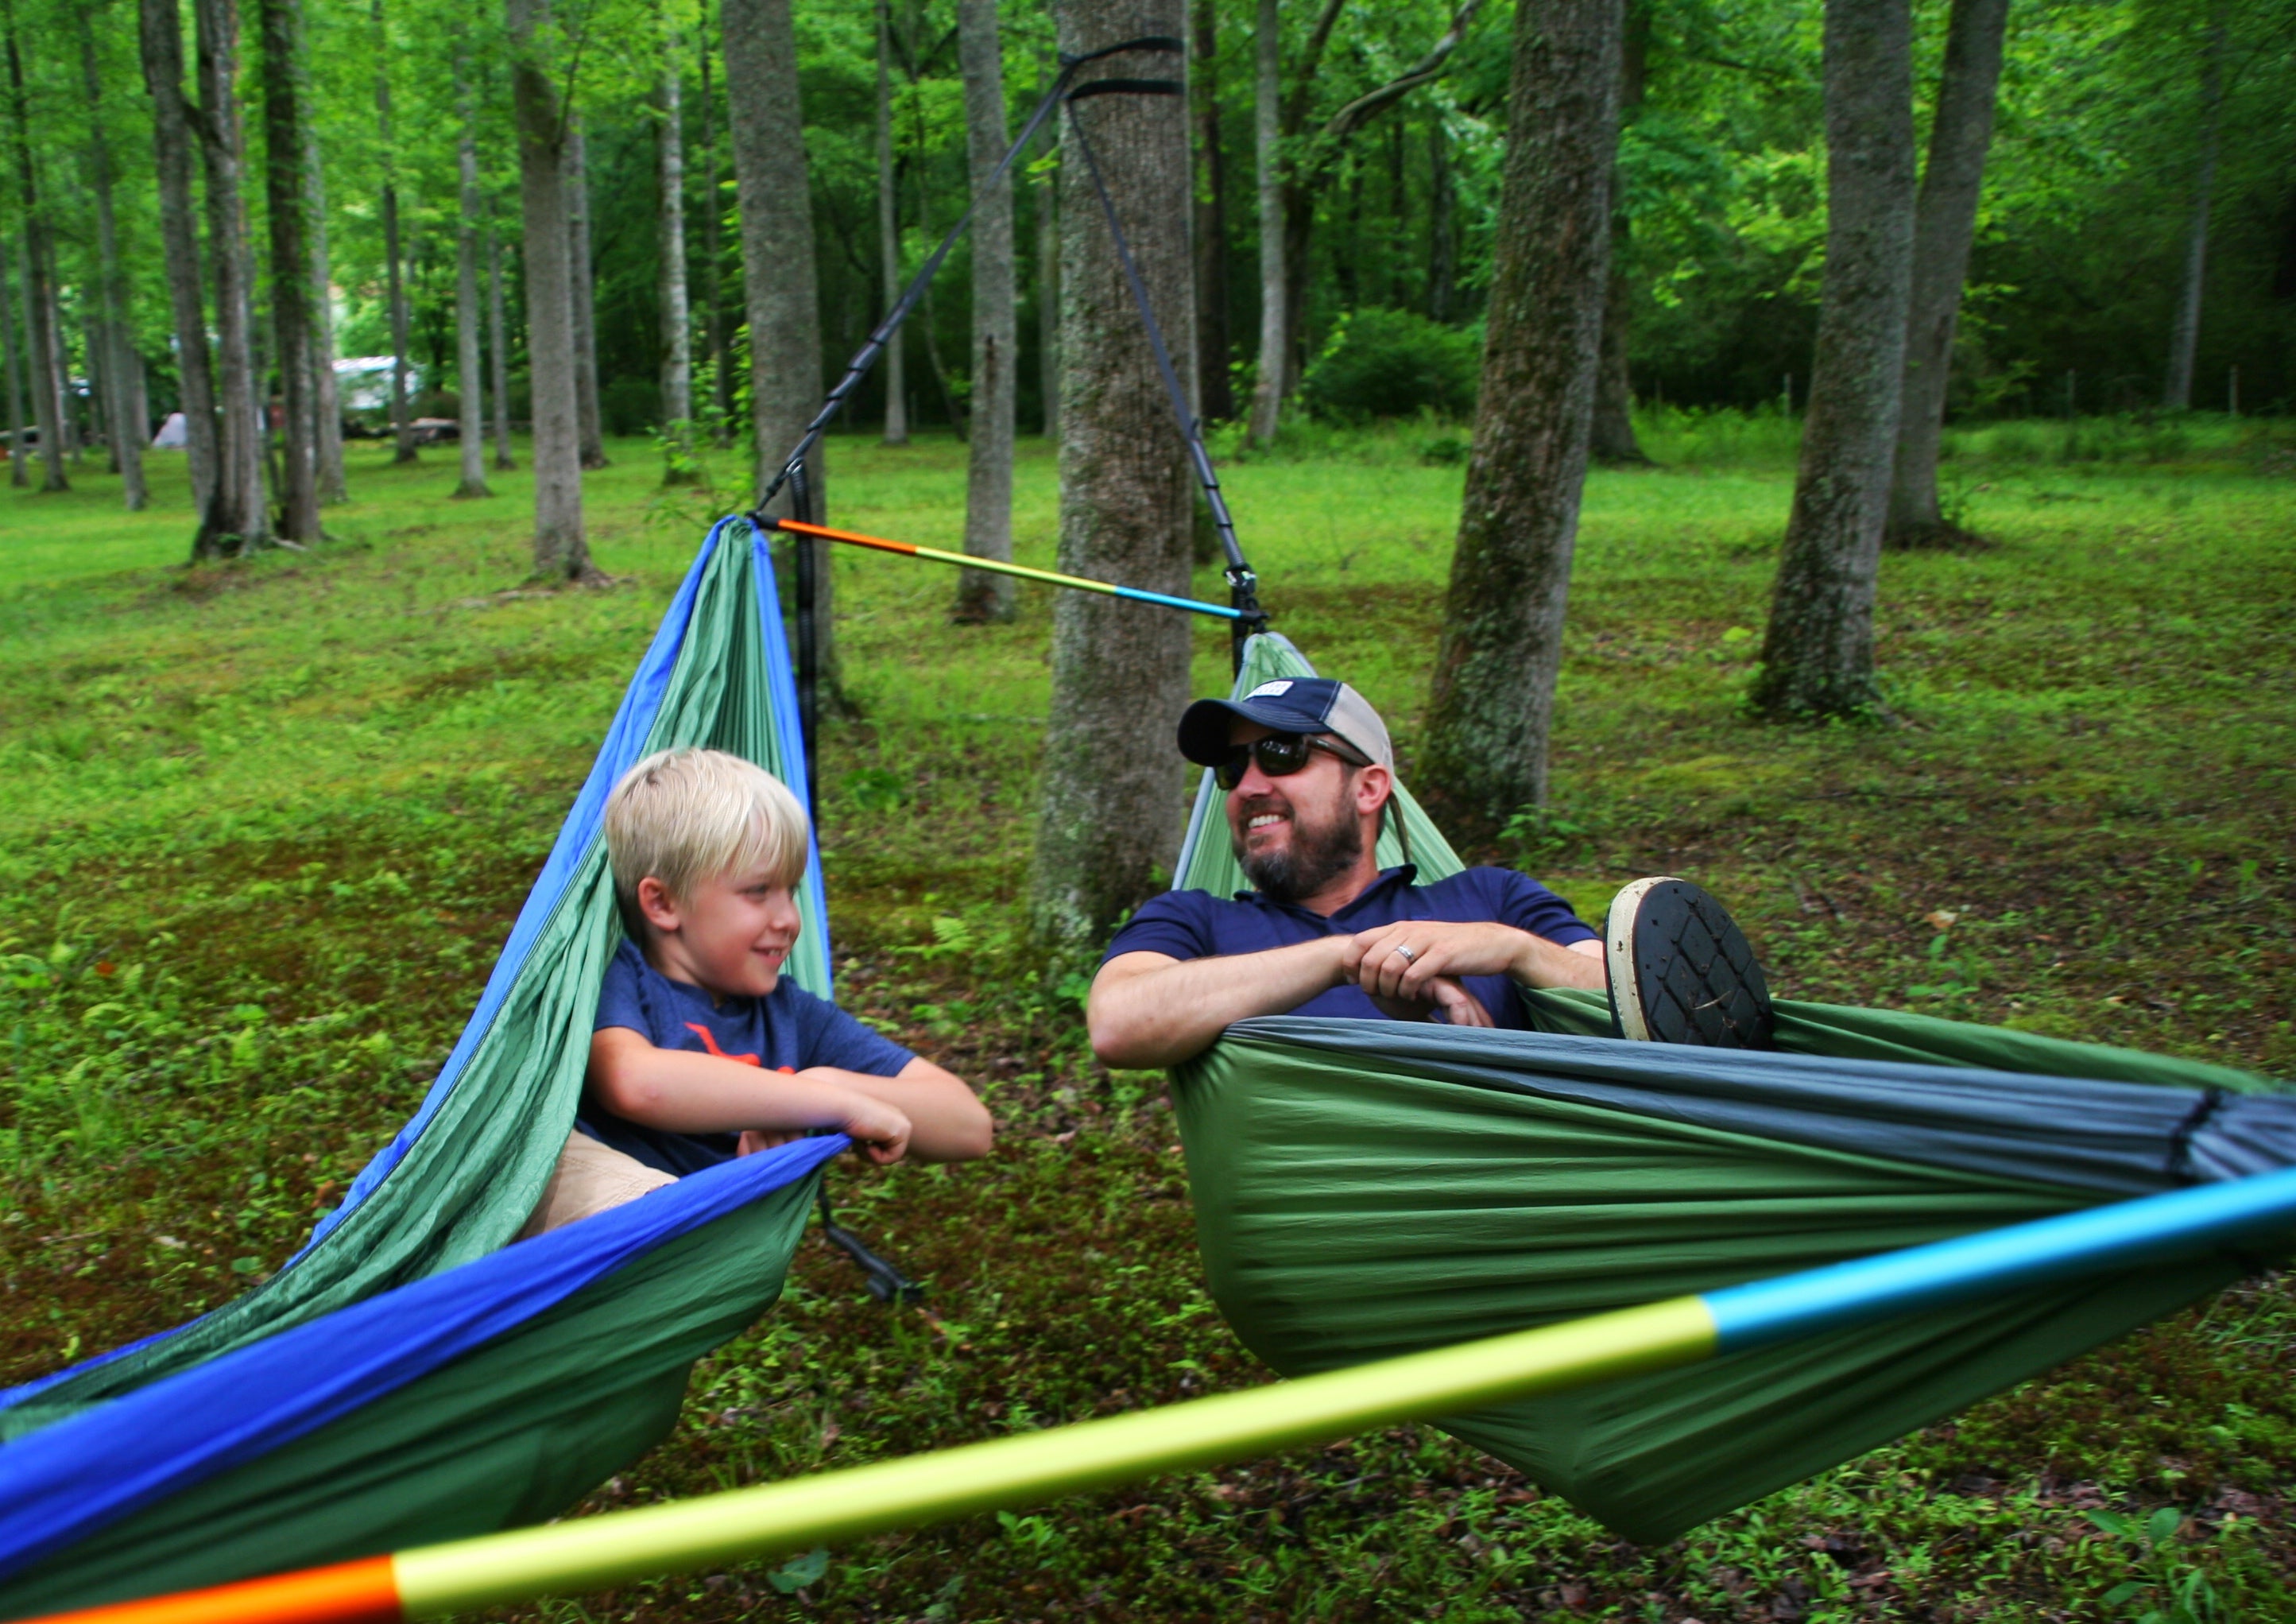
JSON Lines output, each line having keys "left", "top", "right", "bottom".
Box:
{"left": 1605, "top": 877, "right": 1775, "bottom": 1048}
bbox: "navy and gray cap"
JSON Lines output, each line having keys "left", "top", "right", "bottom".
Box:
{"left": 1177, "top": 677, "right": 1394, "bottom": 769}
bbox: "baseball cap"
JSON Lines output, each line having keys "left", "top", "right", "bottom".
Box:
{"left": 1176, "top": 677, "right": 1394, "bottom": 769}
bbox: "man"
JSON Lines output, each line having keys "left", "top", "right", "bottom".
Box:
{"left": 1088, "top": 678, "right": 1771, "bottom": 1068}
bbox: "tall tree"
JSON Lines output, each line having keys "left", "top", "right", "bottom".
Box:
{"left": 374, "top": 0, "right": 416, "bottom": 464}
{"left": 79, "top": 7, "right": 148, "bottom": 510}
{"left": 656, "top": 2, "right": 696, "bottom": 483}
{"left": 954, "top": 0, "right": 1015, "bottom": 622}
{"left": 2163, "top": 2, "right": 2226, "bottom": 411}
{"left": 1884, "top": 0, "right": 2009, "bottom": 545}
{"left": 874, "top": 0, "right": 908, "bottom": 445}
{"left": 196, "top": 0, "right": 269, "bottom": 550}
{"left": 697, "top": 8, "right": 733, "bottom": 447}
{"left": 724, "top": 0, "right": 842, "bottom": 691}
{"left": 1037, "top": 153, "right": 1059, "bottom": 437}
{"left": 1427, "top": 117, "right": 1455, "bottom": 321}
{"left": 3, "top": 3, "right": 67, "bottom": 494}
{"left": 1419, "top": 0, "right": 1621, "bottom": 832}
{"left": 259, "top": 0, "right": 319, "bottom": 542}
{"left": 1191, "top": 0, "right": 1233, "bottom": 422}
{"left": 1246, "top": 0, "right": 1284, "bottom": 443}
{"left": 486, "top": 209, "right": 516, "bottom": 470}
{"left": 0, "top": 234, "right": 24, "bottom": 487}
{"left": 566, "top": 110, "right": 609, "bottom": 466}
{"left": 138, "top": 0, "right": 220, "bottom": 517}
{"left": 305, "top": 113, "right": 346, "bottom": 502}
{"left": 1030, "top": 15, "right": 1198, "bottom": 949}
{"left": 451, "top": 56, "right": 490, "bottom": 498}
{"left": 1749, "top": 0, "right": 1916, "bottom": 719}
{"left": 1589, "top": 0, "right": 1649, "bottom": 466}
{"left": 508, "top": 0, "right": 594, "bottom": 578}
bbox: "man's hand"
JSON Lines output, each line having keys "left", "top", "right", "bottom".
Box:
{"left": 1346, "top": 919, "right": 1605, "bottom": 1000}
{"left": 1366, "top": 975, "right": 1496, "bottom": 1027}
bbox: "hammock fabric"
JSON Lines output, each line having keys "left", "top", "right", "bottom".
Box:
{"left": 1170, "top": 633, "right": 2292, "bottom": 1545}
{"left": 0, "top": 518, "right": 841, "bottom": 1613}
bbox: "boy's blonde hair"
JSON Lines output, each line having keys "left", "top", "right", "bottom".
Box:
{"left": 604, "top": 748, "right": 810, "bottom": 932}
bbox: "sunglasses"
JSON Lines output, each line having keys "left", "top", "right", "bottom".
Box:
{"left": 1213, "top": 734, "right": 1371, "bottom": 792}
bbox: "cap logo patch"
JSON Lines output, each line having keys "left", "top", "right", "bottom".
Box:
{"left": 1246, "top": 680, "right": 1294, "bottom": 698}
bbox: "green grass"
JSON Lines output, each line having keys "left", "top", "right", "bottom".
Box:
{"left": 2, "top": 420, "right": 2292, "bottom": 1622}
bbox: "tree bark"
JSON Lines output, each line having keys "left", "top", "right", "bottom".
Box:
{"left": 373, "top": 0, "right": 416, "bottom": 464}
{"left": 698, "top": 8, "right": 733, "bottom": 447}
{"left": 1246, "top": 0, "right": 1284, "bottom": 443}
{"left": 1419, "top": 0, "right": 1620, "bottom": 834}
{"left": 1588, "top": 0, "right": 1648, "bottom": 466}
{"left": 79, "top": 11, "right": 147, "bottom": 508}
{"left": 452, "top": 56, "right": 490, "bottom": 498}
{"left": 874, "top": 0, "right": 908, "bottom": 445}
{"left": 258, "top": 0, "right": 318, "bottom": 541}
{"left": 508, "top": 0, "right": 593, "bottom": 578}
{"left": 304, "top": 109, "right": 346, "bottom": 502}
{"left": 954, "top": 0, "right": 1016, "bottom": 622}
{"left": 1427, "top": 117, "right": 1454, "bottom": 322}
{"left": 1750, "top": 0, "right": 1915, "bottom": 720}
{"left": 1191, "top": 0, "right": 1233, "bottom": 422}
{"left": 196, "top": 0, "right": 268, "bottom": 548}
{"left": 486, "top": 207, "right": 516, "bottom": 469}
{"left": 724, "top": 0, "right": 842, "bottom": 695}
{"left": 656, "top": 4, "right": 696, "bottom": 483}
{"left": 138, "top": 0, "right": 219, "bottom": 517}
{"left": 2, "top": 8, "right": 66, "bottom": 494}
{"left": 566, "top": 110, "right": 609, "bottom": 466}
{"left": 1883, "top": 0, "right": 2006, "bottom": 545}
{"left": 1036, "top": 148, "right": 1059, "bottom": 437}
{"left": 2162, "top": 4, "right": 2224, "bottom": 412}
{"left": 0, "top": 233, "right": 24, "bottom": 487}
{"left": 1030, "top": 13, "right": 1198, "bottom": 950}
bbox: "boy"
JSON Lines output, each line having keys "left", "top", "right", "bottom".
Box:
{"left": 522, "top": 748, "right": 992, "bottom": 1235}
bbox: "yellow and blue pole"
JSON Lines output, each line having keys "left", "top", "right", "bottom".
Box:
{"left": 767, "top": 517, "right": 1246, "bottom": 622}
{"left": 25, "top": 1166, "right": 2296, "bottom": 1624}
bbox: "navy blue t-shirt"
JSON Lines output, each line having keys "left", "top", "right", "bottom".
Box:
{"left": 581, "top": 939, "right": 916, "bottom": 1176}
{"left": 1102, "top": 866, "right": 1597, "bottom": 1029}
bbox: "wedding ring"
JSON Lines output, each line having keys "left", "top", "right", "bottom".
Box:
{"left": 1393, "top": 944, "right": 1418, "bottom": 964}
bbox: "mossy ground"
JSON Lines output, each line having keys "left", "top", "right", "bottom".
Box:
{"left": 1, "top": 418, "right": 2290, "bottom": 1622}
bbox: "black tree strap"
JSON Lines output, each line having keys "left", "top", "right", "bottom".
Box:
{"left": 1061, "top": 93, "right": 1267, "bottom": 668}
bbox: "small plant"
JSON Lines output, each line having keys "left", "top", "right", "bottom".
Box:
{"left": 2086, "top": 1507, "right": 2223, "bottom": 1624}
{"left": 1299, "top": 308, "right": 1480, "bottom": 424}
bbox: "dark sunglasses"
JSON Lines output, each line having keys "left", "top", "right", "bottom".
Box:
{"left": 1213, "top": 733, "right": 1370, "bottom": 792}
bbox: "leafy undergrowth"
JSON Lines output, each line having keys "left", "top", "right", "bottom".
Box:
{"left": 2, "top": 426, "right": 2292, "bottom": 1622}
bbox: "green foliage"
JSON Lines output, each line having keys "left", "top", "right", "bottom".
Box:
{"left": 1299, "top": 309, "right": 1481, "bottom": 424}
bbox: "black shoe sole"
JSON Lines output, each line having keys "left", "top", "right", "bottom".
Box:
{"left": 1605, "top": 877, "right": 1776, "bottom": 1048}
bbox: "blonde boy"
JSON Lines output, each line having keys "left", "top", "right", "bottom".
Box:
{"left": 522, "top": 748, "right": 990, "bottom": 1235}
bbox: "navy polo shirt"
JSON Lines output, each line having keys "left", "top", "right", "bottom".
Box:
{"left": 1102, "top": 866, "right": 1597, "bottom": 1029}
{"left": 581, "top": 939, "right": 916, "bottom": 1176}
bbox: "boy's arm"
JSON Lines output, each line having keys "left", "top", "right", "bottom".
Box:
{"left": 814, "top": 1056, "right": 992, "bottom": 1163}
{"left": 588, "top": 1028, "right": 914, "bottom": 1164}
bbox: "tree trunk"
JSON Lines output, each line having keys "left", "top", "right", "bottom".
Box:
{"left": 1036, "top": 149, "right": 1059, "bottom": 437}
{"left": 304, "top": 110, "right": 346, "bottom": 502}
{"left": 0, "top": 234, "right": 24, "bottom": 487}
{"left": 1191, "top": 0, "right": 1233, "bottom": 422}
{"left": 373, "top": 0, "right": 416, "bottom": 465}
{"left": 89, "top": 309, "right": 119, "bottom": 474}
{"left": 657, "top": 6, "right": 696, "bottom": 483}
{"left": 509, "top": 0, "right": 593, "bottom": 579}
{"left": 1883, "top": 0, "right": 2006, "bottom": 545}
{"left": 566, "top": 111, "right": 609, "bottom": 466}
{"left": 1749, "top": 0, "right": 1915, "bottom": 721}
{"left": 258, "top": 0, "right": 318, "bottom": 542}
{"left": 1419, "top": 0, "right": 1620, "bottom": 835}
{"left": 486, "top": 208, "right": 516, "bottom": 470}
{"left": 1246, "top": 0, "right": 1284, "bottom": 443}
{"left": 1587, "top": 1, "right": 1647, "bottom": 466}
{"left": 2, "top": 10, "right": 66, "bottom": 494}
{"left": 724, "top": 0, "right": 842, "bottom": 696}
{"left": 452, "top": 56, "right": 490, "bottom": 498}
{"left": 195, "top": 0, "right": 268, "bottom": 548}
{"left": 2162, "top": 4, "right": 2224, "bottom": 412}
{"left": 874, "top": 0, "right": 908, "bottom": 445}
{"left": 1030, "top": 13, "right": 1198, "bottom": 950}
{"left": 1427, "top": 117, "right": 1454, "bottom": 322}
{"left": 79, "top": 13, "right": 147, "bottom": 508}
{"left": 138, "top": 0, "right": 220, "bottom": 517}
{"left": 698, "top": 9, "right": 733, "bottom": 448}
{"left": 954, "top": 0, "right": 1015, "bottom": 622}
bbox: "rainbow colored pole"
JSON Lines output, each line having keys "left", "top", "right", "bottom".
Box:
{"left": 768, "top": 517, "right": 1245, "bottom": 620}
{"left": 22, "top": 1167, "right": 2296, "bottom": 1624}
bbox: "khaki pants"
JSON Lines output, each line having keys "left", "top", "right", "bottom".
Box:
{"left": 518, "top": 1130, "right": 679, "bottom": 1239}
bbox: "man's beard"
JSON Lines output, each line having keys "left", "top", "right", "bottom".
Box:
{"left": 1233, "top": 796, "right": 1365, "bottom": 905}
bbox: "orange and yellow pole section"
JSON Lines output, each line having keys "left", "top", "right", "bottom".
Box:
{"left": 768, "top": 517, "right": 1246, "bottom": 620}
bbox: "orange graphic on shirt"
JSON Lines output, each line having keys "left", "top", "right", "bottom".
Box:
{"left": 684, "top": 1023, "right": 762, "bottom": 1067}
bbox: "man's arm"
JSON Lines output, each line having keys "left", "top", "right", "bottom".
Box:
{"left": 1346, "top": 920, "right": 1606, "bottom": 1003}
{"left": 1089, "top": 938, "right": 1353, "bottom": 1069}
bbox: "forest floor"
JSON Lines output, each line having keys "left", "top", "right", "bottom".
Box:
{"left": 2, "top": 417, "right": 2292, "bottom": 1623}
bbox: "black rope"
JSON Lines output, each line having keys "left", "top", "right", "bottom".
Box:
{"left": 2165, "top": 1087, "right": 2226, "bottom": 1184}
{"left": 1061, "top": 92, "right": 1267, "bottom": 670}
